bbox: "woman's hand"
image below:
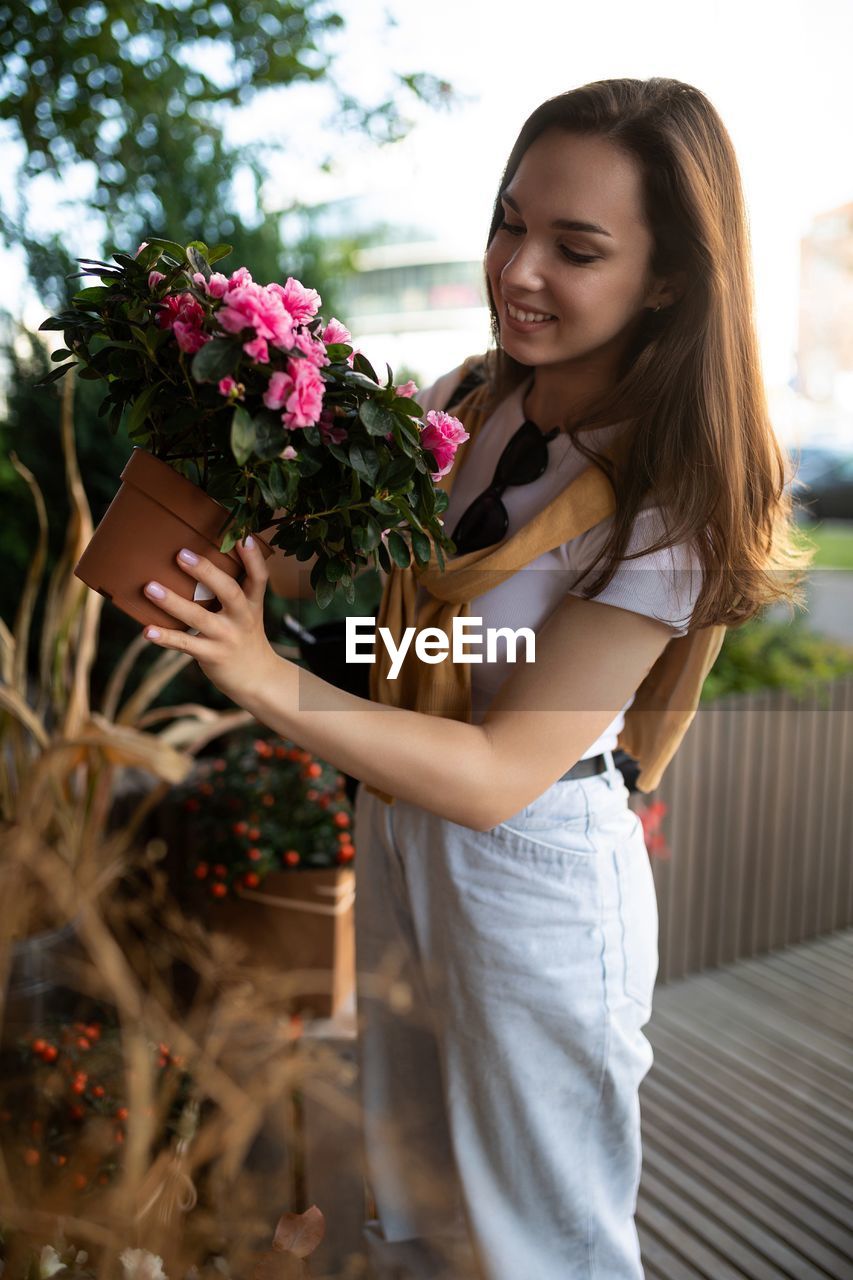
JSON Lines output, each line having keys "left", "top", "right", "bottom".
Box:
{"left": 142, "top": 537, "right": 278, "bottom": 706}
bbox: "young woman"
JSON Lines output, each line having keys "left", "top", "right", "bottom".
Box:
{"left": 141, "top": 78, "right": 810, "bottom": 1278}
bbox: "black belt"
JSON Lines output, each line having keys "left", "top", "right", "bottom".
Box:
{"left": 558, "top": 753, "right": 609, "bottom": 782}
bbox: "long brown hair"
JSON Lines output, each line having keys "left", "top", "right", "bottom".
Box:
{"left": 483, "top": 77, "right": 814, "bottom": 630}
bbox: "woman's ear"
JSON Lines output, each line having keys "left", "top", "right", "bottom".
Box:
{"left": 657, "top": 269, "right": 689, "bottom": 309}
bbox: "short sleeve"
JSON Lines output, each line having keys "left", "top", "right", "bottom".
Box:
{"left": 566, "top": 506, "right": 703, "bottom": 636}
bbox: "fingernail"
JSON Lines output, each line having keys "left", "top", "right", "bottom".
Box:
{"left": 244, "top": 535, "right": 255, "bottom": 550}
{"left": 179, "top": 548, "right": 199, "bottom": 564}
{"left": 145, "top": 581, "right": 166, "bottom": 599}
{"left": 145, "top": 627, "right": 161, "bottom": 640}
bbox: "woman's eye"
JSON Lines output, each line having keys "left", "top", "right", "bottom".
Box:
{"left": 498, "top": 219, "right": 598, "bottom": 265}
{"left": 560, "top": 246, "right": 599, "bottom": 265}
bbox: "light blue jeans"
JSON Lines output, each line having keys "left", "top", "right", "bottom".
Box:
{"left": 353, "top": 750, "right": 657, "bottom": 1280}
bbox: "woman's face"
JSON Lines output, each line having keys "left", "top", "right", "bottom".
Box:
{"left": 485, "top": 128, "right": 664, "bottom": 376}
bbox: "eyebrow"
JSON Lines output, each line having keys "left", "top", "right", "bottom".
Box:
{"left": 501, "top": 192, "right": 613, "bottom": 239}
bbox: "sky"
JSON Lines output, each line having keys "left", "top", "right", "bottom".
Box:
{"left": 4, "top": 0, "right": 853, "bottom": 406}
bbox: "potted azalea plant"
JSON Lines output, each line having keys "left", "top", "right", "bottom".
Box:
{"left": 37, "top": 239, "right": 467, "bottom": 624}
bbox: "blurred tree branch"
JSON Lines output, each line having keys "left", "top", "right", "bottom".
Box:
{"left": 0, "top": 0, "right": 454, "bottom": 304}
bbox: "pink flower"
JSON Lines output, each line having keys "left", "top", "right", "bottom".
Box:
{"left": 218, "top": 376, "right": 242, "bottom": 398}
{"left": 280, "top": 445, "right": 298, "bottom": 461}
{"left": 227, "top": 267, "right": 253, "bottom": 290}
{"left": 263, "top": 370, "right": 292, "bottom": 411}
{"left": 269, "top": 277, "right": 321, "bottom": 325}
{"left": 420, "top": 409, "right": 470, "bottom": 480}
{"left": 396, "top": 379, "right": 418, "bottom": 398}
{"left": 174, "top": 320, "right": 210, "bottom": 354}
{"left": 148, "top": 270, "right": 166, "bottom": 290}
{"left": 158, "top": 292, "right": 209, "bottom": 353}
{"left": 321, "top": 317, "right": 352, "bottom": 346}
{"left": 191, "top": 271, "right": 208, "bottom": 292}
{"left": 207, "top": 272, "right": 229, "bottom": 298}
{"left": 217, "top": 282, "right": 295, "bottom": 353}
{"left": 282, "top": 357, "right": 325, "bottom": 429}
{"left": 243, "top": 335, "right": 269, "bottom": 363}
{"left": 135, "top": 241, "right": 149, "bottom": 256}
{"left": 291, "top": 328, "right": 329, "bottom": 367}
{"left": 157, "top": 292, "right": 203, "bottom": 330}
{"left": 319, "top": 411, "right": 347, "bottom": 445}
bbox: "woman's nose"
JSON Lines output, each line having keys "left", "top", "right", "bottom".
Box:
{"left": 500, "top": 240, "right": 546, "bottom": 293}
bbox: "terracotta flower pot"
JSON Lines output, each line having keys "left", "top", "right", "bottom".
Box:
{"left": 209, "top": 867, "right": 356, "bottom": 1020}
{"left": 74, "top": 447, "right": 275, "bottom": 629}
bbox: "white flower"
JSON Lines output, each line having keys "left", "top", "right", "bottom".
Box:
{"left": 40, "top": 1247, "right": 65, "bottom": 1279}
{"left": 119, "top": 1250, "right": 168, "bottom": 1280}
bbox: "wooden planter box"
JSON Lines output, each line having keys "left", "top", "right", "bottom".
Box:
{"left": 208, "top": 867, "right": 355, "bottom": 1020}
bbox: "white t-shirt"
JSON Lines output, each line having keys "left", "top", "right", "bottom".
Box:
{"left": 414, "top": 365, "right": 704, "bottom": 758}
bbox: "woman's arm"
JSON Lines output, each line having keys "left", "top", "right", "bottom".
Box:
{"left": 236, "top": 591, "right": 675, "bottom": 830}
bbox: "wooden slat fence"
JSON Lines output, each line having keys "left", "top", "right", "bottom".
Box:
{"left": 632, "top": 675, "right": 853, "bottom": 983}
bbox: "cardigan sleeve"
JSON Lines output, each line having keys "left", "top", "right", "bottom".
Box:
{"left": 566, "top": 505, "right": 704, "bottom": 637}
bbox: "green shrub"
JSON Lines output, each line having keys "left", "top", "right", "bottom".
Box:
{"left": 702, "top": 614, "right": 853, "bottom": 703}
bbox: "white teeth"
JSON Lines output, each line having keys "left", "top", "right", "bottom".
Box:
{"left": 506, "top": 302, "right": 555, "bottom": 323}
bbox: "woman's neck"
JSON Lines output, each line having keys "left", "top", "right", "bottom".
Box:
{"left": 521, "top": 352, "right": 625, "bottom": 433}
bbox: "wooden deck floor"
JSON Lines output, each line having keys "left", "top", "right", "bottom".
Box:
{"left": 637, "top": 929, "right": 853, "bottom": 1280}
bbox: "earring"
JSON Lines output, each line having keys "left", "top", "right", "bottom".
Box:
{"left": 653, "top": 303, "right": 661, "bottom": 313}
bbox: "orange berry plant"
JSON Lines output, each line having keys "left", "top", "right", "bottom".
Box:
{"left": 177, "top": 732, "right": 355, "bottom": 896}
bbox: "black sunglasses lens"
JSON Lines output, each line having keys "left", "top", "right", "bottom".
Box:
{"left": 451, "top": 489, "right": 508, "bottom": 555}
{"left": 494, "top": 420, "right": 549, "bottom": 486}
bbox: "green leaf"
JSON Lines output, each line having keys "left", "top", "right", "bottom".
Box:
{"left": 73, "top": 285, "right": 114, "bottom": 303}
{"left": 377, "top": 541, "right": 392, "bottom": 573}
{"left": 353, "top": 351, "right": 380, "bottom": 382}
{"left": 392, "top": 395, "right": 424, "bottom": 417}
{"left": 387, "top": 531, "right": 410, "bottom": 568}
{"left": 126, "top": 381, "right": 164, "bottom": 434}
{"left": 296, "top": 449, "right": 323, "bottom": 478}
{"left": 143, "top": 237, "right": 187, "bottom": 258}
{"left": 369, "top": 496, "right": 396, "bottom": 516}
{"left": 186, "top": 245, "right": 210, "bottom": 279}
{"left": 341, "top": 369, "right": 382, "bottom": 393}
{"left": 362, "top": 517, "right": 382, "bottom": 551}
{"left": 325, "top": 441, "right": 348, "bottom": 465}
{"left": 252, "top": 415, "right": 286, "bottom": 461}
{"left": 208, "top": 243, "right": 234, "bottom": 265}
{"left": 324, "top": 557, "right": 348, "bottom": 582}
{"left": 34, "top": 362, "right": 75, "bottom": 387}
{"left": 382, "top": 455, "right": 416, "bottom": 489}
{"left": 315, "top": 577, "right": 335, "bottom": 609}
{"left": 325, "top": 342, "right": 352, "bottom": 363}
{"left": 264, "top": 461, "right": 296, "bottom": 509}
{"left": 411, "top": 529, "right": 432, "bottom": 564}
{"left": 191, "top": 337, "right": 239, "bottom": 383}
{"left": 50, "top": 348, "right": 72, "bottom": 362}
{"left": 349, "top": 442, "right": 379, "bottom": 484}
{"left": 231, "top": 405, "right": 256, "bottom": 466}
{"left": 359, "top": 399, "right": 397, "bottom": 437}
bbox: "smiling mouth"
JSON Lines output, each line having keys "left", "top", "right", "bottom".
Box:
{"left": 505, "top": 300, "right": 556, "bottom": 323}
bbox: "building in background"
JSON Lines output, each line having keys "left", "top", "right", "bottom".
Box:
{"left": 797, "top": 203, "right": 853, "bottom": 424}
{"left": 338, "top": 239, "right": 491, "bottom": 389}
{"left": 284, "top": 193, "right": 491, "bottom": 390}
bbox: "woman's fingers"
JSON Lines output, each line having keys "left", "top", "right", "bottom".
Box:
{"left": 235, "top": 535, "right": 269, "bottom": 608}
{"left": 142, "top": 573, "right": 227, "bottom": 633}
